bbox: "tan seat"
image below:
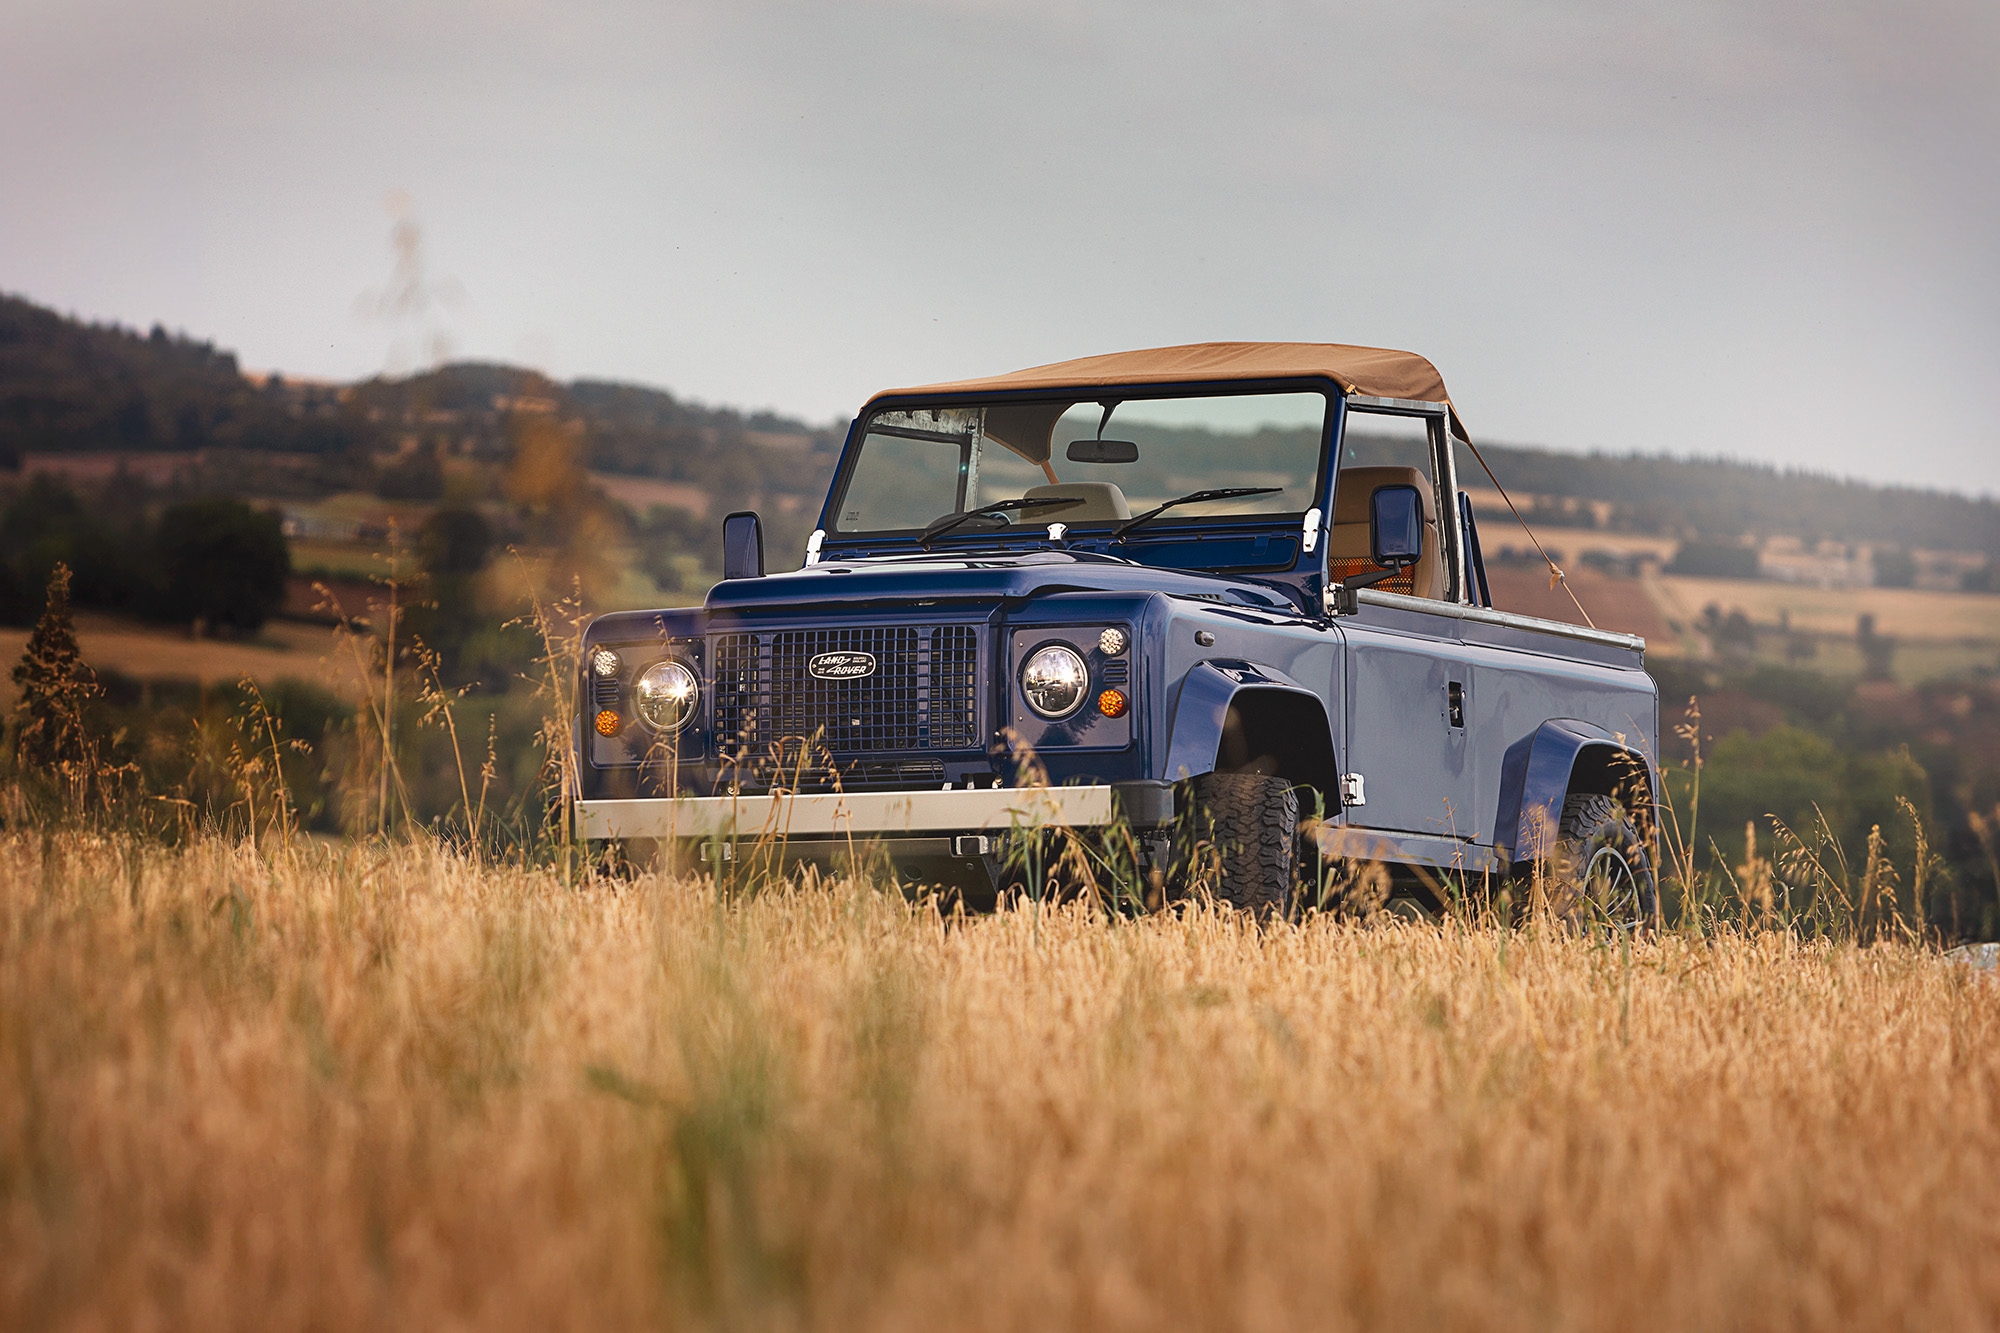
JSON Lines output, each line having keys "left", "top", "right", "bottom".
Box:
{"left": 1326, "top": 465, "right": 1445, "bottom": 599}
{"left": 1023, "top": 482, "right": 1132, "bottom": 521}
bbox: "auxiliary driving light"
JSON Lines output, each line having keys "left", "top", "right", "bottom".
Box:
{"left": 635, "top": 660, "right": 700, "bottom": 731}
{"left": 1097, "top": 688, "right": 1128, "bottom": 718}
{"left": 594, "top": 709, "right": 621, "bottom": 737}
{"left": 1020, "top": 644, "right": 1089, "bottom": 719}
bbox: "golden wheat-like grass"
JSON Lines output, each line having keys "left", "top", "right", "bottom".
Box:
{"left": 3, "top": 833, "right": 1997, "bottom": 1331}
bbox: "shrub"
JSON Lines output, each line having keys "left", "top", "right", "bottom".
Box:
{"left": 155, "top": 497, "right": 291, "bottom": 632}
{"left": 1665, "top": 540, "right": 1760, "bottom": 579}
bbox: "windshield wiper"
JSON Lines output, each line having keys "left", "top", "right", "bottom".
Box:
{"left": 1112, "top": 486, "right": 1282, "bottom": 539}
{"left": 919, "top": 496, "right": 1081, "bottom": 547}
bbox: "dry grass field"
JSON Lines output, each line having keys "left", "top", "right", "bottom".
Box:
{"left": 1652, "top": 575, "right": 2000, "bottom": 643}
{"left": 0, "top": 613, "right": 351, "bottom": 709}
{"left": 4, "top": 832, "right": 1998, "bottom": 1332}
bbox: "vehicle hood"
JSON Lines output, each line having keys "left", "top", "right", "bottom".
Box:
{"left": 702, "top": 550, "right": 1299, "bottom": 614}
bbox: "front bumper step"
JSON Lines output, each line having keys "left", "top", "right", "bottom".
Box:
{"left": 576, "top": 784, "right": 1127, "bottom": 841}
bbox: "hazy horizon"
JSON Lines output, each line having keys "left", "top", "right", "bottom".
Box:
{"left": 4, "top": 0, "right": 1994, "bottom": 495}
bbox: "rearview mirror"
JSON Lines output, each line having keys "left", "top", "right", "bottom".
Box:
{"left": 1065, "top": 439, "right": 1139, "bottom": 464}
{"left": 721, "top": 510, "right": 764, "bottom": 580}
{"left": 1369, "top": 484, "right": 1423, "bottom": 568}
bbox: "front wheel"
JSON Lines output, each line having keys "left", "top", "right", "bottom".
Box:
{"left": 1177, "top": 771, "right": 1299, "bottom": 918}
{"left": 1545, "top": 793, "right": 1656, "bottom": 929}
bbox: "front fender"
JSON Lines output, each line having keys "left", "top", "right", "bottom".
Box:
{"left": 1495, "top": 718, "right": 1656, "bottom": 864}
{"left": 1161, "top": 659, "right": 1340, "bottom": 804}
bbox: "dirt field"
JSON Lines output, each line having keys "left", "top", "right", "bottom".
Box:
{"left": 1481, "top": 567, "right": 1677, "bottom": 645}
{"left": 589, "top": 471, "right": 712, "bottom": 517}
{"left": 4, "top": 834, "right": 1997, "bottom": 1332}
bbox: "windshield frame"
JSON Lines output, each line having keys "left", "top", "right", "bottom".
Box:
{"left": 820, "top": 377, "right": 1338, "bottom": 551}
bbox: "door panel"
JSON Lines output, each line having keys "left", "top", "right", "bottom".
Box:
{"left": 1341, "top": 602, "right": 1476, "bottom": 839}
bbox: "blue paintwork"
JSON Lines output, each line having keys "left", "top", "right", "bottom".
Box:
{"left": 1163, "top": 659, "right": 1337, "bottom": 789}
{"left": 1495, "top": 718, "right": 1658, "bottom": 863}
{"left": 576, "top": 374, "right": 1659, "bottom": 876}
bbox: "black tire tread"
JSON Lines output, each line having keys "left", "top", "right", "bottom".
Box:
{"left": 1186, "top": 771, "right": 1297, "bottom": 917}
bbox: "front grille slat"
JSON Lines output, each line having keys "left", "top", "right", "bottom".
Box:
{"left": 712, "top": 625, "right": 980, "bottom": 792}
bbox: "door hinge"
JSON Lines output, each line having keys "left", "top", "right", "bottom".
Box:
{"left": 1340, "top": 773, "right": 1367, "bottom": 807}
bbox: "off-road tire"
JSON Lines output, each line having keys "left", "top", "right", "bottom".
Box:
{"left": 1181, "top": 771, "right": 1299, "bottom": 918}
{"left": 1546, "top": 793, "right": 1656, "bottom": 929}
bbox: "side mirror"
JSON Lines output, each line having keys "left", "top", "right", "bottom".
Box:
{"left": 721, "top": 510, "right": 764, "bottom": 580}
{"left": 1065, "top": 438, "right": 1140, "bottom": 464}
{"left": 1369, "top": 484, "right": 1424, "bottom": 568}
{"left": 1328, "top": 484, "right": 1426, "bottom": 616}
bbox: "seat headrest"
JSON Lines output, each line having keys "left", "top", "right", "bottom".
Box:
{"left": 1022, "top": 482, "right": 1132, "bottom": 520}
{"left": 1332, "top": 466, "right": 1436, "bottom": 525}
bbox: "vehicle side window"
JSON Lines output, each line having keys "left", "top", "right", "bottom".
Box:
{"left": 1333, "top": 410, "right": 1449, "bottom": 600}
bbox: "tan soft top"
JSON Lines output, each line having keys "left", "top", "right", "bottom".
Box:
{"left": 873, "top": 341, "right": 1467, "bottom": 441}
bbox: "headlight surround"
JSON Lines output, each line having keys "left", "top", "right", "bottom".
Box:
{"left": 634, "top": 660, "right": 699, "bottom": 731}
{"left": 1020, "top": 644, "right": 1089, "bottom": 720}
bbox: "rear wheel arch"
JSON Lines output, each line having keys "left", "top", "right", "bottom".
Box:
{"left": 1562, "top": 740, "right": 1658, "bottom": 839}
{"left": 1503, "top": 719, "right": 1657, "bottom": 864}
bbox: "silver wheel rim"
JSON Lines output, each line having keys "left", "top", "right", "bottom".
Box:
{"left": 1583, "top": 845, "right": 1642, "bottom": 925}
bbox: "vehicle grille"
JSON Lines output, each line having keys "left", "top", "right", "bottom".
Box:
{"left": 711, "top": 625, "right": 981, "bottom": 787}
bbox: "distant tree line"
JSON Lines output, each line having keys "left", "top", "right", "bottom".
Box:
{"left": 0, "top": 294, "right": 381, "bottom": 461}
{"left": 9, "top": 289, "right": 1992, "bottom": 560}
{"left": 1, "top": 294, "right": 841, "bottom": 519}
{"left": 1443, "top": 438, "right": 2000, "bottom": 555}
{"left": 0, "top": 476, "right": 289, "bottom": 632}
{"left": 343, "top": 363, "right": 842, "bottom": 507}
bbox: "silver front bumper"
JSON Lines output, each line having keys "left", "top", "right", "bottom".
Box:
{"left": 575, "top": 785, "right": 1118, "bottom": 841}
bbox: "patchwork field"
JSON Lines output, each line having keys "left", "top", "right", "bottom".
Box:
{"left": 0, "top": 612, "right": 353, "bottom": 708}
{"left": 3, "top": 834, "right": 1997, "bottom": 1332}
{"left": 1650, "top": 575, "right": 2000, "bottom": 642}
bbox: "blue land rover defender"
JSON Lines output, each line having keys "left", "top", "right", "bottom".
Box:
{"left": 575, "top": 343, "right": 1658, "bottom": 916}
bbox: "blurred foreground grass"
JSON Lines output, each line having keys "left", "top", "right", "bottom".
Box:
{"left": 4, "top": 831, "right": 1998, "bottom": 1332}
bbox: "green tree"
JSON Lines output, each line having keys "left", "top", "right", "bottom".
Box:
{"left": 156, "top": 498, "right": 291, "bottom": 632}
{"left": 1697, "top": 725, "right": 1851, "bottom": 861}
{"left": 418, "top": 506, "right": 493, "bottom": 577}
{"left": 1872, "top": 546, "right": 1918, "bottom": 589}
{"left": 377, "top": 442, "right": 446, "bottom": 500}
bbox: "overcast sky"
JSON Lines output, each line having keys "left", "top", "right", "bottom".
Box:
{"left": 3, "top": 0, "right": 1995, "bottom": 492}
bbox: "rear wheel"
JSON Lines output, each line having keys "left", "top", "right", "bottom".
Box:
{"left": 1546, "top": 793, "right": 1656, "bottom": 929}
{"left": 1178, "top": 771, "right": 1299, "bottom": 918}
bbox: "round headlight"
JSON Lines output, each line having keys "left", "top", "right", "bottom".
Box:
{"left": 634, "top": 660, "right": 699, "bottom": 731}
{"left": 1020, "top": 644, "right": 1089, "bottom": 719}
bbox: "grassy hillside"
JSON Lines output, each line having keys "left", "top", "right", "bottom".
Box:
{"left": 0, "top": 293, "right": 376, "bottom": 460}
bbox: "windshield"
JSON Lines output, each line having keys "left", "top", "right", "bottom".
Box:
{"left": 830, "top": 390, "right": 1328, "bottom": 538}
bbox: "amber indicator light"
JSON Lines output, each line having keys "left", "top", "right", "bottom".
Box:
{"left": 594, "top": 709, "right": 621, "bottom": 737}
{"left": 1097, "top": 688, "right": 1128, "bottom": 718}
